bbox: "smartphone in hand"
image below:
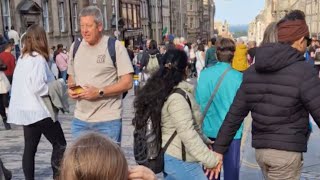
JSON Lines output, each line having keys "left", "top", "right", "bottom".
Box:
{"left": 69, "top": 85, "right": 84, "bottom": 94}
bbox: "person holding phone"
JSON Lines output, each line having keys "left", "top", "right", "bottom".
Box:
{"left": 67, "top": 6, "right": 133, "bottom": 143}
{"left": 7, "top": 24, "right": 66, "bottom": 179}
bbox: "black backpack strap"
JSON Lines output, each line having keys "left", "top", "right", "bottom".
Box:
{"left": 164, "top": 88, "right": 191, "bottom": 161}
{"left": 172, "top": 88, "right": 191, "bottom": 108}
{"left": 72, "top": 38, "right": 82, "bottom": 60}
{"left": 163, "top": 131, "right": 177, "bottom": 152}
{"left": 181, "top": 143, "right": 186, "bottom": 161}
{"left": 107, "top": 37, "right": 117, "bottom": 68}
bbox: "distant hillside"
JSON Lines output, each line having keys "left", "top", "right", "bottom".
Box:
{"left": 229, "top": 24, "right": 248, "bottom": 38}
{"left": 229, "top": 24, "right": 248, "bottom": 33}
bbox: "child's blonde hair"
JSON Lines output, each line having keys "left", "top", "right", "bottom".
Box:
{"left": 59, "top": 132, "right": 128, "bottom": 180}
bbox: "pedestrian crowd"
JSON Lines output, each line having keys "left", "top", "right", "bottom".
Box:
{"left": 1, "top": 6, "right": 320, "bottom": 180}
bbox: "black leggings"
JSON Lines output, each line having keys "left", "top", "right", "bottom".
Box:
{"left": 23, "top": 118, "right": 66, "bottom": 180}
{"left": 0, "top": 94, "right": 7, "bottom": 121}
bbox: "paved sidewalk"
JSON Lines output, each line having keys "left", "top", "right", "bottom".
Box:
{"left": 1, "top": 89, "right": 320, "bottom": 179}
{"left": 0, "top": 90, "right": 137, "bottom": 180}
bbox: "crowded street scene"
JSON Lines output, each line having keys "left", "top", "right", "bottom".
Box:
{"left": 1, "top": 0, "right": 320, "bottom": 180}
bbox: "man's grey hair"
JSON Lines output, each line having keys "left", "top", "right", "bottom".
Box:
{"left": 79, "top": 6, "right": 103, "bottom": 25}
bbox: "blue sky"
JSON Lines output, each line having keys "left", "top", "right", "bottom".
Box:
{"left": 215, "top": 0, "right": 265, "bottom": 25}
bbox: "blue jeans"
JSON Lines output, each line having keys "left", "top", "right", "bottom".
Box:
{"left": 71, "top": 118, "right": 122, "bottom": 144}
{"left": 209, "top": 138, "right": 241, "bottom": 180}
{"left": 15, "top": 45, "right": 20, "bottom": 59}
{"left": 60, "top": 70, "right": 67, "bottom": 82}
{"left": 164, "top": 154, "right": 207, "bottom": 180}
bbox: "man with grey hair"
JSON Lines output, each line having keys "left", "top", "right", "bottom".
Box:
{"left": 67, "top": 6, "right": 134, "bottom": 143}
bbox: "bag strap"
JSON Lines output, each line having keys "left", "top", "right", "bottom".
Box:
{"left": 172, "top": 88, "right": 191, "bottom": 108}
{"left": 162, "top": 88, "right": 191, "bottom": 161}
{"left": 163, "top": 131, "right": 177, "bottom": 152}
{"left": 72, "top": 37, "right": 82, "bottom": 60}
{"left": 200, "top": 66, "right": 232, "bottom": 123}
{"left": 181, "top": 142, "right": 186, "bottom": 161}
{"left": 108, "top": 37, "right": 117, "bottom": 68}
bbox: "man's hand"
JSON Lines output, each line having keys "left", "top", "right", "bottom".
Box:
{"left": 68, "top": 88, "right": 80, "bottom": 99}
{"left": 128, "top": 165, "right": 157, "bottom": 180}
{"left": 76, "top": 85, "right": 100, "bottom": 100}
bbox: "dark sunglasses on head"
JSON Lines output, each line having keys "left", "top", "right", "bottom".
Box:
{"left": 305, "top": 36, "right": 311, "bottom": 46}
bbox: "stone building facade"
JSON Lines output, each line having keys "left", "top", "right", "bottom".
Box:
{"left": 0, "top": 0, "right": 142, "bottom": 49}
{"left": 0, "top": 0, "right": 78, "bottom": 48}
{"left": 161, "top": 0, "right": 170, "bottom": 37}
{"left": 214, "top": 20, "right": 232, "bottom": 39}
{"left": 305, "top": 0, "right": 320, "bottom": 38}
{"left": 201, "top": 0, "right": 211, "bottom": 41}
{"left": 1, "top": 0, "right": 215, "bottom": 47}
{"left": 140, "top": 0, "right": 149, "bottom": 39}
{"left": 186, "top": 0, "right": 201, "bottom": 42}
{"left": 170, "top": 0, "right": 187, "bottom": 38}
{"left": 149, "top": 0, "right": 162, "bottom": 42}
{"left": 185, "top": 0, "right": 213, "bottom": 42}
{"left": 248, "top": 0, "right": 317, "bottom": 45}
{"left": 119, "top": 0, "right": 143, "bottom": 46}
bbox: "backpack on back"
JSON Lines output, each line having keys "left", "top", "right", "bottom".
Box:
{"left": 145, "top": 54, "right": 159, "bottom": 74}
{"left": 72, "top": 37, "right": 128, "bottom": 98}
{"left": 133, "top": 88, "right": 190, "bottom": 173}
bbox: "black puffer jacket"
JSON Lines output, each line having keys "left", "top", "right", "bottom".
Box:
{"left": 214, "top": 43, "right": 320, "bottom": 153}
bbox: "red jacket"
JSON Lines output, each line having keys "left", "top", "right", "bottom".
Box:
{"left": 0, "top": 52, "right": 16, "bottom": 76}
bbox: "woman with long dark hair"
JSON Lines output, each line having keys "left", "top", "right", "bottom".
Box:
{"left": 133, "top": 49, "right": 220, "bottom": 179}
{"left": 7, "top": 24, "right": 66, "bottom": 179}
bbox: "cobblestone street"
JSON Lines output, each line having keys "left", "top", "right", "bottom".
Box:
{"left": 0, "top": 90, "right": 137, "bottom": 180}
{"left": 1, "top": 89, "right": 320, "bottom": 180}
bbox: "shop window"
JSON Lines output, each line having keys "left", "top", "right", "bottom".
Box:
{"left": 42, "top": 0, "right": 50, "bottom": 32}
{"left": 73, "top": 3, "right": 79, "bottom": 32}
{"left": 58, "top": 1, "right": 66, "bottom": 32}
{"left": 103, "top": 0, "right": 108, "bottom": 30}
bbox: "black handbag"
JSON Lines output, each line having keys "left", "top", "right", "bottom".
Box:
{"left": 0, "top": 64, "right": 7, "bottom": 71}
